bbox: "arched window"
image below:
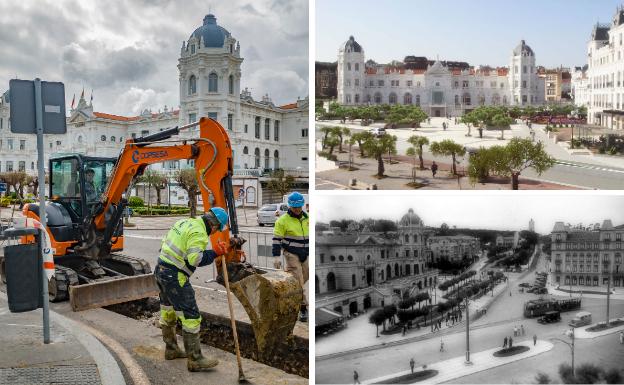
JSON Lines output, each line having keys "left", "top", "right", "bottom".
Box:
{"left": 264, "top": 118, "right": 270, "bottom": 140}
{"left": 366, "top": 94, "right": 372, "bottom": 103}
{"left": 264, "top": 149, "right": 270, "bottom": 169}
{"left": 415, "top": 94, "right": 421, "bottom": 106}
{"left": 394, "top": 263, "right": 399, "bottom": 277}
{"left": 110, "top": 136, "right": 115, "bottom": 142}
{"left": 101, "top": 135, "right": 106, "bottom": 141}
{"left": 119, "top": 137, "right": 123, "bottom": 142}
{"left": 462, "top": 92, "right": 471, "bottom": 106}
{"left": 352, "top": 274, "right": 356, "bottom": 288}
{"left": 386, "top": 265, "right": 391, "bottom": 279}
{"left": 208, "top": 72, "right": 218, "bottom": 92}
{"left": 274, "top": 150, "right": 279, "bottom": 169}
{"left": 228, "top": 75, "right": 234, "bottom": 95}
{"left": 414, "top": 264, "right": 419, "bottom": 274}
{"left": 502, "top": 95, "right": 508, "bottom": 105}
{"left": 389, "top": 93, "right": 397, "bottom": 104}
{"left": 454, "top": 95, "right": 460, "bottom": 106}
{"left": 355, "top": 94, "right": 360, "bottom": 103}
{"left": 327, "top": 272, "right": 336, "bottom": 291}
{"left": 374, "top": 92, "right": 382, "bottom": 104}
{"left": 404, "top": 93, "right": 412, "bottom": 105}
{"left": 315, "top": 276, "right": 320, "bottom": 294}
{"left": 406, "top": 264, "right": 411, "bottom": 275}
{"left": 188, "top": 75, "right": 197, "bottom": 95}
{"left": 347, "top": 255, "right": 353, "bottom": 261}
{"left": 254, "top": 148, "right": 260, "bottom": 168}
{"left": 243, "top": 146, "right": 249, "bottom": 155}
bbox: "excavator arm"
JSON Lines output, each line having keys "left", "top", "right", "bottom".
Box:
{"left": 80, "top": 117, "right": 241, "bottom": 263}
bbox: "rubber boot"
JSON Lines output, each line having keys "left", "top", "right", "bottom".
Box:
{"left": 162, "top": 324, "right": 186, "bottom": 360}
{"left": 299, "top": 305, "right": 308, "bottom": 322}
{"left": 183, "top": 331, "right": 218, "bottom": 371}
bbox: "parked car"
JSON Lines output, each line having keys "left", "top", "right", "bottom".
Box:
{"left": 257, "top": 203, "right": 288, "bottom": 226}
{"left": 368, "top": 127, "right": 386, "bottom": 137}
{"left": 534, "top": 287, "right": 548, "bottom": 295}
{"left": 537, "top": 311, "right": 561, "bottom": 324}
{"left": 519, "top": 282, "right": 531, "bottom": 288}
{"left": 569, "top": 311, "right": 592, "bottom": 327}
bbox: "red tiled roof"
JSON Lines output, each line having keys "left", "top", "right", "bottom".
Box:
{"left": 365, "top": 68, "right": 377, "bottom": 75}
{"left": 451, "top": 69, "right": 461, "bottom": 76}
{"left": 279, "top": 103, "right": 298, "bottom": 109}
{"left": 497, "top": 68, "right": 509, "bottom": 76}
{"left": 93, "top": 109, "right": 180, "bottom": 122}
{"left": 413, "top": 69, "right": 425, "bottom": 75}
{"left": 93, "top": 112, "right": 138, "bottom": 121}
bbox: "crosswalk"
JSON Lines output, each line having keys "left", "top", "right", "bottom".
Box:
{"left": 555, "top": 160, "right": 624, "bottom": 174}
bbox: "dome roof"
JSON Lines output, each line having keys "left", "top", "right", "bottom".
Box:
{"left": 190, "top": 14, "right": 231, "bottom": 48}
{"left": 342, "top": 36, "right": 362, "bottom": 53}
{"left": 513, "top": 40, "right": 534, "bottom": 56}
{"left": 400, "top": 209, "right": 422, "bottom": 227}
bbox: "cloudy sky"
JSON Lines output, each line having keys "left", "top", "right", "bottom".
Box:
{"left": 315, "top": 193, "right": 624, "bottom": 234}
{"left": 317, "top": 0, "right": 623, "bottom": 68}
{"left": 0, "top": 0, "right": 308, "bottom": 116}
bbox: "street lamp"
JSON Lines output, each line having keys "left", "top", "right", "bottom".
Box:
{"left": 464, "top": 295, "right": 472, "bottom": 365}
{"left": 550, "top": 328, "right": 575, "bottom": 377}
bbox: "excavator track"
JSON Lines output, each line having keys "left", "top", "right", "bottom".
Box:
{"left": 49, "top": 265, "right": 79, "bottom": 302}
{"left": 101, "top": 253, "right": 152, "bottom": 276}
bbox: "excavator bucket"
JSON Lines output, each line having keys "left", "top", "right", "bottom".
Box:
{"left": 228, "top": 268, "right": 303, "bottom": 356}
{"left": 69, "top": 274, "right": 159, "bottom": 311}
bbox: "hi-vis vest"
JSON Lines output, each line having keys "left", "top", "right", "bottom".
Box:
{"left": 272, "top": 211, "right": 309, "bottom": 260}
{"left": 159, "top": 217, "right": 209, "bottom": 276}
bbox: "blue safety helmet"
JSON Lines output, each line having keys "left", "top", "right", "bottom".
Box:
{"left": 287, "top": 192, "right": 305, "bottom": 208}
{"left": 204, "top": 207, "right": 228, "bottom": 231}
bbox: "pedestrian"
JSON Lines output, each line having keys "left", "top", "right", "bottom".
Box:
{"left": 439, "top": 319, "right": 442, "bottom": 329}
{"left": 533, "top": 334, "right": 537, "bottom": 346}
{"left": 440, "top": 339, "right": 444, "bottom": 352}
{"left": 442, "top": 122, "right": 447, "bottom": 130}
{"left": 431, "top": 161, "right": 438, "bottom": 178}
{"left": 155, "top": 207, "right": 230, "bottom": 371}
{"left": 521, "top": 324, "right": 525, "bottom": 336}
{"left": 620, "top": 331, "right": 623, "bottom": 344}
{"left": 273, "top": 192, "right": 309, "bottom": 322}
{"left": 503, "top": 336, "right": 508, "bottom": 349}
{"left": 514, "top": 326, "right": 518, "bottom": 337}
{"left": 459, "top": 312, "right": 462, "bottom": 322}
{"left": 410, "top": 358, "right": 415, "bottom": 374}
{"left": 353, "top": 370, "right": 361, "bottom": 384}
{"left": 509, "top": 336, "right": 513, "bottom": 348}
{"left": 403, "top": 324, "right": 407, "bottom": 336}
{"left": 509, "top": 290, "right": 512, "bottom": 297}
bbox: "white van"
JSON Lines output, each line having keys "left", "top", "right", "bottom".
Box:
{"left": 568, "top": 311, "right": 592, "bottom": 327}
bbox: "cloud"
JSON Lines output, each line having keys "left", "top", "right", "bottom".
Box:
{"left": 112, "top": 87, "right": 175, "bottom": 116}
{"left": 61, "top": 42, "right": 158, "bottom": 88}
{"left": 245, "top": 68, "right": 307, "bottom": 103}
{"left": 0, "top": 0, "right": 309, "bottom": 115}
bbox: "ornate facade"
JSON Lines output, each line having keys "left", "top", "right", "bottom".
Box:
{"left": 336, "top": 36, "right": 544, "bottom": 116}
{"left": 315, "top": 209, "right": 438, "bottom": 316}
{"left": 550, "top": 220, "right": 624, "bottom": 289}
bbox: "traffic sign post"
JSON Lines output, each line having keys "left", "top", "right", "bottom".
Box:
{"left": 8, "top": 78, "right": 66, "bottom": 344}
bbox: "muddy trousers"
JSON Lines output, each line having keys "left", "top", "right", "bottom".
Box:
{"left": 154, "top": 262, "right": 201, "bottom": 333}
{"left": 284, "top": 251, "right": 308, "bottom": 307}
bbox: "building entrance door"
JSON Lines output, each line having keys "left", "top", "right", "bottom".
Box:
{"left": 366, "top": 269, "right": 373, "bottom": 286}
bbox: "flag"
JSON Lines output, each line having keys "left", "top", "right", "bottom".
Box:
{"left": 71, "top": 93, "right": 75, "bottom": 109}
{"left": 90, "top": 89, "right": 93, "bottom": 104}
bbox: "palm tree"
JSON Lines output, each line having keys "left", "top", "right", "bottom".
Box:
{"left": 430, "top": 140, "right": 466, "bottom": 175}
{"left": 363, "top": 134, "right": 397, "bottom": 177}
{"left": 407, "top": 135, "right": 430, "bottom": 170}
{"left": 337, "top": 127, "right": 351, "bottom": 152}
{"left": 320, "top": 126, "right": 334, "bottom": 149}
{"left": 351, "top": 131, "right": 373, "bottom": 157}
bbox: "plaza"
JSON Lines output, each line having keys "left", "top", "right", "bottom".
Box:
{"left": 315, "top": 117, "right": 624, "bottom": 190}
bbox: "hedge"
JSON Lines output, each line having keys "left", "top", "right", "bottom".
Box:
{"left": 133, "top": 207, "right": 190, "bottom": 216}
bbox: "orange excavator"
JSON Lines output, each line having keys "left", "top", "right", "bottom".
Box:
{"left": 21, "top": 117, "right": 249, "bottom": 310}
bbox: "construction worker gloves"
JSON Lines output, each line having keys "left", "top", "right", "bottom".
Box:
{"left": 197, "top": 241, "right": 229, "bottom": 267}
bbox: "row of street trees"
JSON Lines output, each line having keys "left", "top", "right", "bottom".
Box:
{"left": 319, "top": 103, "right": 429, "bottom": 128}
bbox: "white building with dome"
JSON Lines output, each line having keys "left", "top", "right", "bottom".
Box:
{"left": 336, "top": 36, "right": 545, "bottom": 116}
{"left": 0, "top": 14, "right": 309, "bottom": 206}
{"left": 315, "top": 209, "right": 438, "bottom": 317}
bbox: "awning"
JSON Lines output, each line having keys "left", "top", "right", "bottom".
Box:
{"left": 316, "top": 307, "right": 344, "bottom": 327}
{"left": 603, "top": 109, "right": 624, "bottom": 116}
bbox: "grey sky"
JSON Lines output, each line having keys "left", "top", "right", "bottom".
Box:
{"left": 315, "top": 194, "right": 624, "bottom": 235}
{"left": 0, "top": 0, "right": 308, "bottom": 116}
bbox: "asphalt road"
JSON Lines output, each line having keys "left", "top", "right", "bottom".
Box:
{"left": 316, "top": 265, "right": 624, "bottom": 384}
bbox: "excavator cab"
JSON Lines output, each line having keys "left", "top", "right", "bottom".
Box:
{"left": 48, "top": 155, "right": 117, "bottom": 231}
